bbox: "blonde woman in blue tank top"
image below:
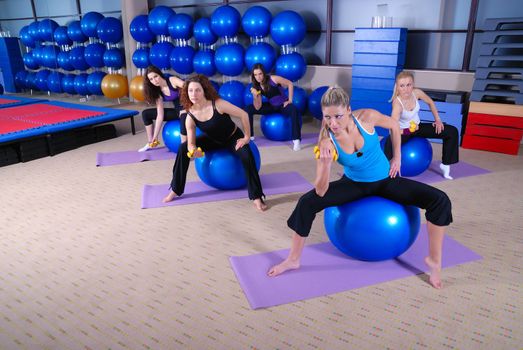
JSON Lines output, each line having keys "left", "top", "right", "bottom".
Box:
{"left": 268, "top": 87, "right": 453, "bottom": 289}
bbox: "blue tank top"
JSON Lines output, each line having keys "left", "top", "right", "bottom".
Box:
{"left": 187, "top": 100, "right": 237, "bottom": 144}
{"left": 330, "top": 116, "right": 390, "bottom": 182}
{"left": 259, "top": 77, "right": 286, "bottom": 107}
{"left": 161, "top": 78, "right": 179, "bottom": 102}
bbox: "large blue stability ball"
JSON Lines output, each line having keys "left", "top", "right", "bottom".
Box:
{"left": 193, "top": 18, "right": 217, "bottom": 45}
{"left": 324, "top": 196, "right": 421, "bottom": 261}
{"left": 400, "top": 137, "right": 433, "bottom": 177}
{"left": 35, "top": 69, "right": 50, "bottom": 91}
{"left": 54, "top": 26, "right": 72, "bottom": 46}
{"left": 23, "top": 52, "right": 39, "bottom": 70}
{"left": 84, "top": 43, "right": 106, "bottom": 68}
{"left": 219, "top": 80, "right": 245, "bottom": 108}
{"left": 81, "top": 11, "right": 104, "bottom": 38}
{"left": 195, "top": 142, "right": 261, "bottom": 190}
{"left": 270, "top": 10, "right": 306, "bottom": 46}
{"left": 193, "top": 49, "right": 216, "bottom": 76}
{"left": 242, "top": 6, "right": 272, "bottom": 38}
{"left": 38, "top": 19, "right": 59, "bottom": 42}
{"left": 103, "top": 48, "right": 124, "bottom": 69}
{"left": 215, "top": 43, "right": 244, "bottom": 76}
{"left": 132, "top": 48, "right": 150, "bottom": 69}
{"left": 286, "top": 86, "right": 308, "bottom": 114}
{"left": 70, "top": 46, "right": 90, "bottom": 70}
{"left": 28, "top": 21, "right": 40, "bottom": 41}
{"left": 170, "top": 45, "right": 195, "bottom": 75}
{"left": 67, "top": 20, "right": 87, "bottom": 43}
{"left": 210, "top": 5, "right": 241, "bottom": 38}
{"left": 57, "top": 51, "right": 74, "bottom": 71}
{"left": 74, "top": 73, "right": 89, "bottom": 95}
{"left": 86, "top": 71, "right": 106, "bottom": 95}
{"left": 149, "top": 42, "right": 174, "bottom": 70}
{"left": 41, "top": 45, "right": 60, "bottom": 68}
{"left": 148, "top": 6, "right": 175, "bottom": 36}
{"left": 275, "top": 52, "right": 306, "bottom": 82}
{"left": 97, "top": 17, "right": 123, "bottom": 44}
{"left": 244, "top": 42, "right": 276, "bottom": 73}
{"left": 20, "top": 25, "right": 36, "bottom": 48}
{"left": 130, "top": 15, "right": 155, "bottom": 43}
{"left": 261, "top": 113, "right": 296, "bottom": 141}
{"left": 168, "top": 13, "right": 193, "bottom": 40}
{"left": 308, "top": 86, "right": 329, "bottom": 120}
{"left": 161, "top": 120, "right": 203, "bottom": 153}
{"left": 61, "top": 74, "right": 77, "bottom": 94}
{"left": 47, "top": 71, "right": 64, "bottom": 93}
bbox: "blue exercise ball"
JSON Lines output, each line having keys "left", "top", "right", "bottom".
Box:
{"left": 242, "top": 6, "right": 272, "bottom": 38}
{"left": 215, "top": 43, "right": 244, "bottom": 76}
{"left": 149, "top": 41, "right": 174, "bottom": 70}
{"left": 103, "top": 48, "right": 124, "bottom": 69}
{"left": 81, "top": 11, "right": 104, "bottom": 38}
{"left": 35, "top": 69, "right": 50, "bottom": 91}
{"left": 42, "top": 45, "right": 60, "bottom": 68}
{"left": 74, "top": 73, "right": 89, "bottom": 95}
{"left": 61, "top": 74, "right": 77, "bottom": 94}
{"left": 168, "top": 13, "right": 193, "bottom": 40}
{"left": 31, "top": 47, "right": 43, "bottom": 66}
{"left": 219, "top": 80, "right": 244, "bottom": 108}
{"left": 261, "top": 113, "right": 297, "bottom": 141}
{"left": 400, "top": 137, "right": 433, "bottom": 177}
{"left": 324, "top": 196, "right": 421, "bottom": 261}
{"left": 28, "top": 21, "right": 40, "bottom": 41}
{"left": 38, "top": 19, "right": 59, "bottom": 42}
{"left": 275, "top": 52, "right": 306, "bottom": 82}
{"left": 69, "top": 46, "right": 89, "bottom": 70}
{"left": 193, "top": 49, "right": 216, "bottom": 76}
{"left": 54, "top": 26, "right": 72, "bottom": 46}
{"left": 130, "top": 15, "right": 154, "bottom": 43}
{"left": 193, "top": 18, "right": 217, "bottom": 45}
{"left": 148, "top": 6, "right": 175, "bottom": 36}
{"left": 210, "top": 5, "right": 241, "bottom": 38}
{"left": 244, "top": 42, "right": 276, "bottom": 73}
{"left": 243, "top": 83, "right": 268, "bottom": 106}
{"left": 20, "top": 26, "right": 36, "bottom": 48}
{"left": 162, "top": 120, "right": 202, "bottom": 153}
{"left": 308, "top": 86, "right": 329, "bottom": 120}
{"left": 15, "top": 70, "right": 29, "bottom": 89}
{"left": 286, "top": 86, "right": 308, "bottom": 114}
{"left": 170, "top": 45, "right": 195, "bottom": 75}
{"left": 84, "top": 43, "right": 106, "bottom": 68}
{"left": 47, "top": 71, "right": 64, "bottom": 93}
{"left": 270, "top": 10, "right": 306, "bottom": 46}
{"left": 23, "top": 52, "right": 39, "bottom": 70}
{"left": 132, "top": 47, "right": 150, "bottom": 69}
{"left": 86, "top": 71, "right": 106, "bottom": 95}
{"left": 97, "top": 17, "right": 123, "bottom": 44}
{"left": 67, "top": 20, "right": 87, "bottom": 43}
{"left": 210, "top": 80, "right": 220, "bottom": 93}
{"left": 195, "top": 142, "right": 261, "bottom": 190}
{"left": 25, "top": 71, "right": 37, "bottom": 90}
{"left": 57, "top": 51, "right": 74, "bottom": 71}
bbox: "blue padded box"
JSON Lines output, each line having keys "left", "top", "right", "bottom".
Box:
{"left": 352, "top": 65, "right": 401, "bottom": 80}
{"left": 351, "top": 77, "right": 395, "bottom": 91}
{"left": 354, "top": 28, "right": 407, "bottom": 42}
{"left": 351, "top": 88, "right": 392, "bottom": 103}
{"left": 354, "top": 41, "right": 406, "bottom": 54}
{"left": 353, "top": 52, "right": 405, "bottom": 67}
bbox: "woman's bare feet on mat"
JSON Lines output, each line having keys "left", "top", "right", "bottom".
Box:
{"left": 162, "top": 190, "right": 177, "bottom": 203}
{"left": 267, "top": 259, "right": 300, "bottom": 277}
{"left": 424, "top": 256, "right": 442, "bottom": 289}
{"left": 253, "top": 198, "right": 268, "bottom": 212}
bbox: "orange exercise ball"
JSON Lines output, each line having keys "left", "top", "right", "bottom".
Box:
{"left": 129, "top": 75, "right": 145, "bottom": 102}
{"left": 101, "top": 74, "right": 129, "bottom": 99}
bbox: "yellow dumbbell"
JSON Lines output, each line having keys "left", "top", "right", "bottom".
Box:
{"left": 313, "top": 145, "right": 338, "bottom": 161}
{"left": 409, "top": 121, "right": 417, "bottom": 133}
{"left": 187, "top": 147, "right": 204, "bottom": 158}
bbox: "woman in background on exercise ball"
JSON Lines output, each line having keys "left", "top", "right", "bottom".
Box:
{"left": 245, "top": 63, "right": 302, "bottom": 151}
{"left": 268, "top": 87, "right": 452, "bottom": 289}
{"left": 139, "top": 65, "right": 185, "bottom": 152}
{"left": 383, "top": 71, "right": 459, "bottom": 179}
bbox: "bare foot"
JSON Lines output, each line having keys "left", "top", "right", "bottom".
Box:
{"left": 424, "top": 256, "right": 442, "bottom": 289}
{"left": 162, "top": 190, "right": 177, "bottom": 203}
{"left": 253, "top": 198, "right": 268, "bottom": 212}
{"left": 267, "top": 259, "right": 300, "bottom": 277}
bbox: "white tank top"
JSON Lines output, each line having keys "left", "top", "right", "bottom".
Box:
{"left": 397, "top": 93, "right": 421, "bottom": 129}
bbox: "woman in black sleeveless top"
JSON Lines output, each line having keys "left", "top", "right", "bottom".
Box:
{"left": 162, "top": 74, "right": 268, "bottom": 212}
{"left": 140, "top": 66, "right": 185, "bottom": 152}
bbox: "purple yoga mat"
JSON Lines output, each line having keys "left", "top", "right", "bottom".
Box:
{"left": 141, "top": 171, "right": 312, "bottom": 209}
{"left": 96, "top": 147, "right": 175, "bottom": 166}
{"left": 254, "top": 132, "right": 317, "bottom": 148}
{"left": 409, "top": 161, "right": 490, "bottom": 183}
{"left": 230, "top": 225, "right": 482, "bottom": 309}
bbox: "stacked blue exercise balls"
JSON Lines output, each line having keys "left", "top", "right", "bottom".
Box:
{"left": 212, "top": 5, "right": 244, "bottom": 77}
{"left": 169, "top": 13, "right": 195, "bottom": 75}
{"left": 219, "top": 80, "right": 245, "bottom": 108}
{"left": 308, "top": 86, "right": 329, "bottom": 120}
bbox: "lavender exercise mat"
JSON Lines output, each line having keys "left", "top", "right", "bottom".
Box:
{"left": 96, "top": 147, "right": 175, "bottom": 166}
{"left": 141, "top": 171, "right": 312, "bottom": 209}
{"left": 230, "top": 225, "right": 482, "bottom": 309}
{"left": 410, "top": 161, "right": 490, "bottom": 183}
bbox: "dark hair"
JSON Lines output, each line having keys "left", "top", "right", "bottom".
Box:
{"left": 250, "top": 63, "right": 270, "bottom": 92}
{"left": 179, "top": 74, "right": 220, "bottom": 111}
{"left": 143, "top": 65, "right": 166, "bottom": 104}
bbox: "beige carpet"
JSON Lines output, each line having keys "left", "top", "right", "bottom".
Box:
{"left": 1, "top": 97, "right": 522, "bottom": 349}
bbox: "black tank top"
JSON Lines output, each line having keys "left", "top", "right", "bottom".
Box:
{"left": 187, "top": 100, "right": 237, "bottom": 143}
